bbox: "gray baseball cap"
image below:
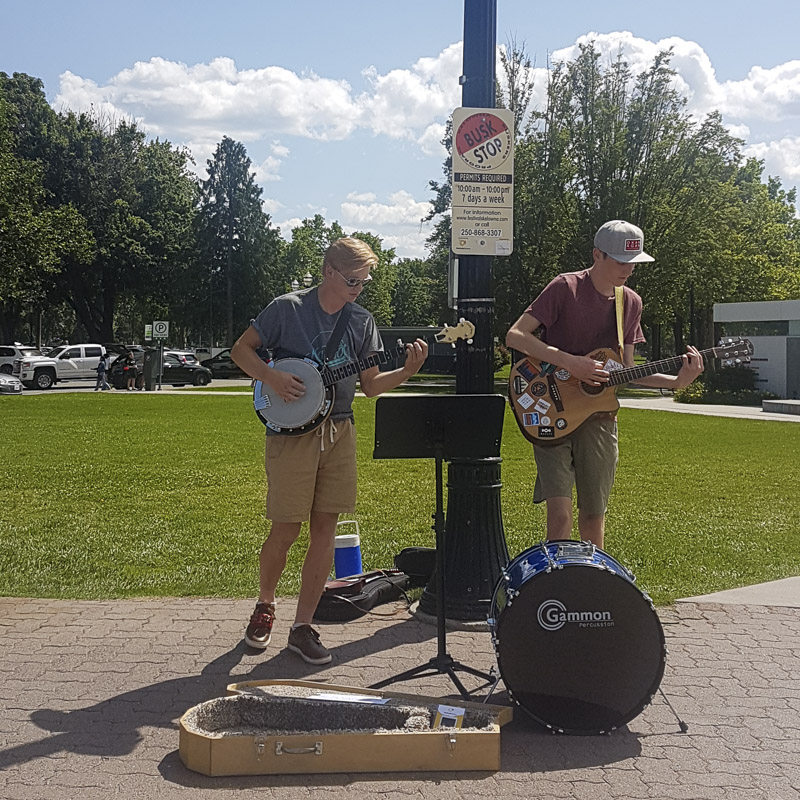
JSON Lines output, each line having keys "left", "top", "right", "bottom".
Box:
{"left": 594, "top": 220, "right": 654, "bottom": 263}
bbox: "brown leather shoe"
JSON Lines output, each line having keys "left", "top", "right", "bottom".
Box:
{"left": 244, "top": 602, "right": 276, "bottom": 649}
{"left": 287, "top": 624, "right": 332, "bottom": 665}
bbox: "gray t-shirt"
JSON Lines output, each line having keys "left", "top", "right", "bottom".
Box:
{"left": 251, "top": 287, "right": 382, "bottom": 421}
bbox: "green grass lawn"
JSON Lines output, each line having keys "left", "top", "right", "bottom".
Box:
{"left": 1, "top": 391, "right": 798, "bottom": 605}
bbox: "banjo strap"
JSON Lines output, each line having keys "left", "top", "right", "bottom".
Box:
{"left": 324, "top": 303, "right": 353, "bottom": 366}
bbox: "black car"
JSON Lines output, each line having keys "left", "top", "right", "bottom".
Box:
{"left": 198, "top": 348, "right": 247, "bottom": 378}
{"left": 108, "top": 351, "right": 212, "bottom": 388}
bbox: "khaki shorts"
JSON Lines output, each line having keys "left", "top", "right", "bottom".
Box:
{"left": 532, "top": 414, "right": 619, "bottom": 515}
{"left": 264, "top": 418, "right": 357, "bottom": 523}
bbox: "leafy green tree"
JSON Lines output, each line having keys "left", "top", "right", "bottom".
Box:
{"left": 197, "top": 136, "right": 283, "bottom": 345}
{"left": 281, "top": 213, "right": 345, "bottom": 293}
{"left": 0, "top": 76, "right": 91, "bottom": 342}
{"left": 390, "top": 258, "right": 443, "bottom": 326}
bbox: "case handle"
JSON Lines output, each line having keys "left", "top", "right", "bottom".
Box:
{"left": 275, "top": 741, "right": 323, "bottom": 756}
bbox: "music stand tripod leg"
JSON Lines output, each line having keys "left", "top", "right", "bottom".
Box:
{"left": 369, "top": 451, "right": 493, "bottom": 700}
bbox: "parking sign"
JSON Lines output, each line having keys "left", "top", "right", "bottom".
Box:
{"left": 153, "top": 321, "right": 169, "bottom": 339}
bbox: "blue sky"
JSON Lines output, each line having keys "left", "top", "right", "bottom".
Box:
{"left": 3, "top": 0, "right": 800, "bottom": 258}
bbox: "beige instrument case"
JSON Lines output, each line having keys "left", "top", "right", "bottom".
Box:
{"left": 179, "top": 679, "right": 512, "bottom": 776}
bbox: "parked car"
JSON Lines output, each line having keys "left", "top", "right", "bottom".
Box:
{"left": 198, "top": 348, "right": 247, "bottom": 378}
{"left": 161, "top": 352, "right": 212, "bottom": 386}
{"left": 108, "top": 351, "right": 212, "bottom": 389}
{"left": 166, "top": 350, "right": 201, "bottom": 365}
{"left": 108, "top": 351, "right": 145, "bottom": 389}
{"left": 0, "top": 344, "right": 42, "bottom": 374}
{"left": 0, "top": 373, "right": 24, "bottom": 394}
{"left": 13, "top": 343, "right": 105, "bottom": 389}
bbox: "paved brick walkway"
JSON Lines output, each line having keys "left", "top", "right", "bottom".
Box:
{"left": 1, "top": 597, "right": 798, "bottom": 799}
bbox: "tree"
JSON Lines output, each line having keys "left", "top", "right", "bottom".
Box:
{"left": 0, "top": 75, "right": 91, "bottom": 342}
{"left": 281, "top": 214, "right": 345, "bottom": 292}
{"left": 197, "top": 137, "right": 283, "bottom": 346}
{"left": 390, "top": 258, "right": 443, "bottom": 326}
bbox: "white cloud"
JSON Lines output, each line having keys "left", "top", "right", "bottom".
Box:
{"left": 56, "top": 57, "right": 360, "bottom": 144}
{"left": 274, "top": 217, "right": 304, "bottom": 241}
{"left": 417, "top": 122, "right": 448, "bottom": 157}
{"left": 744, "top": 138, "right": 800, "bottom": 182}
{"left": 345, "top": 191, "right": 377, "bottom": 202}
{"left": 253, "top": 155, "right": 282, "bottom": 183}
{"left": 261, "top": 197, "right": 283, "bottom": 216}
{"left": 340, "top": 190, "right": 431, "bottom": 227}
{"left": 376, "top": 230, "right": 429, "bottom": 260}
{"left": 726, "top": 123, "right": 751, "bottom": 140}
{"left": 358, "top": 43, "right": 462, "bottom": 141}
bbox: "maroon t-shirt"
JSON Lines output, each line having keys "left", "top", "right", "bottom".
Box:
{"left": 526, "top": 270, "right": 645, "bottom": 356}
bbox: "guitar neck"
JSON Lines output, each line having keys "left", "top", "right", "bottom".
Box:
{"left": 322, "top": 344, "right": 406, "bottom": 387}
{"left": 608, "top": 347, "right": 718, "bottom": 387}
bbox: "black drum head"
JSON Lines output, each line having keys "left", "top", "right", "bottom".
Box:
{"left": 495, "top": 565, "right": 665, "bottom": 734}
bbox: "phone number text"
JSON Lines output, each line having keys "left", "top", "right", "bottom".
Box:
{"left": 459, "top": 228, "right": 504, "bottom": 237}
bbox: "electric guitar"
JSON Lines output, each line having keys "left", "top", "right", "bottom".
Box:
{"left": 253, "top": 319, "right": 475, "bottom": 434}
{"left": 508, "top": 338, "right": 753, "bottom": 443}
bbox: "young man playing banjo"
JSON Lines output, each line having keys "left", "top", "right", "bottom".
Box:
{"left": 231, "top": 237, "right": 428, "bottom": 664}
{"left": 505, "top": 220, "right": 704, "bottom": 550}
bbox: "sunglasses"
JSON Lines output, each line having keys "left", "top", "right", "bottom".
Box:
{"left": 333, "top": 268, "right": 373, "bottom": 288}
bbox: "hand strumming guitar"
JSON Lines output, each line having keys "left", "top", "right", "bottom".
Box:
{"left": 565, "top": 353, "right": 610, "bottom": 386}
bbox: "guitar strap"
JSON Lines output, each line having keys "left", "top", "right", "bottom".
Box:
{"left": 324, "top": 303, "right": 352, "bottom": 366}
{"left": 614, "top": 286, "right": 625, "bottom": 361}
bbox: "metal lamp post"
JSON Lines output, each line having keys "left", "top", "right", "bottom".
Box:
{"left": 419, "top": 0, "right": 509, "bottom": 622}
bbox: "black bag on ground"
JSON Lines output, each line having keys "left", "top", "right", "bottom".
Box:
{"left": 393, "top": 547, "right": 435, "bottom": 588}
{"left": 313, "top": 569, "right": 410, "bottom": 622}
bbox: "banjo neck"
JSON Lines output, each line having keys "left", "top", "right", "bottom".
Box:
{"left": 320, "top": 318, "right": 476, "bottom": 387}
{"left": 321, "top": 344, "right": 406, "bottom": 387}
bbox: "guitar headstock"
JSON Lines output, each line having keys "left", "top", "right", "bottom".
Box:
{"left": 434, "top": 318, "right": 475, "bottom": 347}
{"left": 713, "top": 337, "right": 754, "bottom": 366}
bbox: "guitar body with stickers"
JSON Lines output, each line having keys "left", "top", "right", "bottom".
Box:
{"left": 508, "top": 338, "right": 753, "bottom": 443}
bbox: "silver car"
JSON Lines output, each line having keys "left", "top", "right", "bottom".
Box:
{"left": 0, "top": 373, "right": 24, "bottom": 394}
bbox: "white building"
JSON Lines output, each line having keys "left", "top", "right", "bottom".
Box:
{"left": 713, "top": 300, "right": 800, "bottom": 398}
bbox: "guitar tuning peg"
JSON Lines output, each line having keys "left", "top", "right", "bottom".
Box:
{"left": 459, "top": 317, "right": 465, "bottom": 323}
{"left": 467, "top": 338, "right": 474, "bottom": 345}
{"left": 451, "top": 342, "right": 456, "bottom": 349}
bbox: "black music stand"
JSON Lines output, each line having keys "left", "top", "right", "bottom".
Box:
{"left": 369, "top": 394, "right": 505, "bottom": 700}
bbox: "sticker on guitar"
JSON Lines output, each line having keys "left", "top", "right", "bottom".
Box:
{"left": 253, "top": 319, "right": 476, "bottom": 435}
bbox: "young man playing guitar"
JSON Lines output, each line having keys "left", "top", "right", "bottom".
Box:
{"left": 505, "top": 220, "right": 704, "bottom": 550}
{"left": 231, "top": 237, "right": 428, "bottom": 664}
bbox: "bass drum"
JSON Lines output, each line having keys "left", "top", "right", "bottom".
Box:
{"left": 489, "top": 540, "right": 665, "bottom": 735}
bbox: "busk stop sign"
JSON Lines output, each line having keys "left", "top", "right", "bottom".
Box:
{"left": 451, "top": 107, "right": 514, "bottom": 256}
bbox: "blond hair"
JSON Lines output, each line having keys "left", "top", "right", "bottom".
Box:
{"left": 323, "top": 237, "right": 377, "bottom": 276}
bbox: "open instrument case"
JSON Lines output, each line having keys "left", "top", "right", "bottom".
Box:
{"left": 179, "top": 679, "right": 512, "bottom": 776}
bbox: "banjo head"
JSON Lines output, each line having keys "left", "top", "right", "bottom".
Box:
{"left": 254, "top": 359, "right": 331, "bottom": 432}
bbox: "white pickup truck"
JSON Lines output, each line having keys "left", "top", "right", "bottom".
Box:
{"left": 13, "top": 344, "right": 105, "bottom": 389}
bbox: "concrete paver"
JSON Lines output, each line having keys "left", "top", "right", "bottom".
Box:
{"left": 0, "top": 594, "right": 798, "bottom": 799}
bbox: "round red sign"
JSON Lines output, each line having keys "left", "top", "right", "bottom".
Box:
{"left": 454, "top": 112, "right": 512, "bottom": 171}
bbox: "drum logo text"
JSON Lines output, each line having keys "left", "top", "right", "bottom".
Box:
{"left": 537, "top": 599, "right": 614, "bottom": 631}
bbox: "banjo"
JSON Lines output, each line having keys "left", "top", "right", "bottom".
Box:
{"left": 253, "top": 319, "right": 475, "bottom": 435}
